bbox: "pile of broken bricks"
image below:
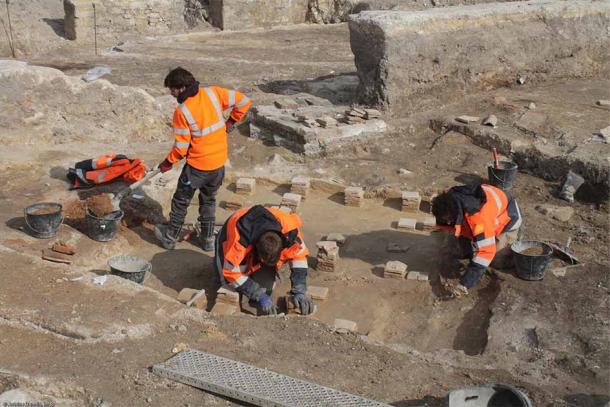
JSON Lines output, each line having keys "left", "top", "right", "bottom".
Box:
{"left": 342, "top": 107, "right": 381, "bottom": 125}
{"left": 41, "top": 241, "right": 77, "bottom": 264}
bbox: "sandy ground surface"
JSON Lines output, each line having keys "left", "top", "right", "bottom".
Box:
{"left": 0, "top": 21, "right": 607, "bottom": 407}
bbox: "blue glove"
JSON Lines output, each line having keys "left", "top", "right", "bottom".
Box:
{"left": 292, "top": 292, "right": 314, "bottom": 315}
{"left": 257, "top": 294, "right": 276, "bottom": 315}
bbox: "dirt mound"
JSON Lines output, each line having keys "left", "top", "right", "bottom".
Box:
{"left": 63, "top": 194, "right": 115, "bottom": 232}
{"left": 0, "top": 60, "right": 170, "bottom": 145}
{"left": 85, "top": 195, "right": 115, "bottom": 218}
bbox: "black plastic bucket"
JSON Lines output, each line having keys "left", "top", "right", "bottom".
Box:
{"left": 24, "top": 202, "right": 63, "bottom": 238}
{"left": 107, "top": 255, "right": 151, "bottom": 284}
{"left": 86, "top": 208, "right": 123, "bottom": 242}
{"left": 488, "top": 161, "right": 518, "bottom": 190}
{"left": 511, "top": 240, "right": 553, "bottom": 281}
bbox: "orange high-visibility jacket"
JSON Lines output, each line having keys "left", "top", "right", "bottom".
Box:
{"left": 68, "top": 154, "right": 147, "bottom": 189}
{"left": 438, "top": 184, "right": 521, "bottom": 269}
{"left": 219, "top": 206, "right": 309, "bottom": 289}
{"left": 166, "top": 86, "right": 251, "bottom": 171}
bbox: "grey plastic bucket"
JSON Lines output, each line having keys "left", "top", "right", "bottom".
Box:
{"left": 511, "top": 240, "right": 553, "bottom": 281}
{"left": 107, "top": 255, "right": 151, "bottom": 284}
{"left": 446, "top": 383, "right": 533, "bottom": 407}
{"left": 488, "top": 161, "right": 518, "bottom": 190}
{"left": 24, "top": 202, "right": 63, "bottom": 238}
{"left": 86, "top": 208, "right": 123, "bottom": 242}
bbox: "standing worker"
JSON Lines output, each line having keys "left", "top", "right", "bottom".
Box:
{"left": 432, "top": 183, "right": 522, "bottom": 297}
{"left": 215, "top": 205, "right": 314, "bottom": 316}
{"left": 154, "top": 67, "right": 251, "bottom": 251}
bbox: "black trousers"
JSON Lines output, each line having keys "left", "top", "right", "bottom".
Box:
{"left": 168, "top": 164, "right": 224, "bottom": 231}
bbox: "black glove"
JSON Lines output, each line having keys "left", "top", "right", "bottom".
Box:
{"left": 158, "top": 159, "right": 172, "bottom": 173}
{"left": 292, "top": 293, "right": 314, "bottom": 315}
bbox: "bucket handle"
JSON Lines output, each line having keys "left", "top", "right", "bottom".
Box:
{"left": 23, "top": 208, "right": 64, "bottom": 234}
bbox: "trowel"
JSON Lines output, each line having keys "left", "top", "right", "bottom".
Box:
{"left": 546, "top": 237, "right": 579, "bottom": 265}
{"left": 110, "top": 166, "right": 162, "bottom": 211}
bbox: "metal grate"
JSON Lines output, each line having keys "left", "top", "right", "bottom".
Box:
{"left": 153, "top": 349, "right": 390, "bottom": 407}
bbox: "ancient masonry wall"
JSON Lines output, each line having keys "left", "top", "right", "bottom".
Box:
{"left": 64, "top": 0, "right": 186, "bottom": 42}
{"left": 348, "top": 0, "right": 610, "bottom": 110}
{"left": 208, "top": 0, "right": 310, "bottom": 30}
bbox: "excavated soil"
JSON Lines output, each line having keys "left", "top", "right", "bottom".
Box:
{"left": 30, "top": 207, "right": 60, "bottom": 215}
{"left": 84, "top": 195, "right": 115, "bottom": 218}
{"left": 521, "top": 246, "right": 548, "bottom": 256}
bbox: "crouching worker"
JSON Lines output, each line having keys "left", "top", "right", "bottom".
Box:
{"left": 432, "top": 184, "right": 522, "bottom": 297}
{"left": 214, "top": 205, "right": 314, "bottom": 316}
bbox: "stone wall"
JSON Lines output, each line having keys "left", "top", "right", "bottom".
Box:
{"left": 308, "top": 0, "right": 519, "bottom": 24}
{"left": 348, "top": 0, "right": 610, "bottom": 110}
{"left": 64, "top": 0, "right": 186, "bottom": 43}
{"left": 208, "top": 0, "right": 310, "bottom": 30}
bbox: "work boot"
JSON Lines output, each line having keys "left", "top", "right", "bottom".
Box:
{"left": 199, "top": 220, "right": 215, "bottom": 252}
{"left": 154, "top": 224, "right": 180, "bottom": 250}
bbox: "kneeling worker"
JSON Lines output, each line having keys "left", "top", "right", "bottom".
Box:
{"left": 432, "top": 183, "right": 522, "bottom": 296}
{"left": 215, "top": 205, "right": 314, "bottom": 316}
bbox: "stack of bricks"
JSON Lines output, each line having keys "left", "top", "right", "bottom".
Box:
{"left": 224, "top": 194, "right": 244, "bottom": 211}
{"left": 316, "top": 241, "right": 339, "bottom": 272}
{"left": 401, "top": 191, "right": 421, "bottom": 212}
{"left": 280, "top": 193, "right": 301, "bottom": 212}
{"left": 291, "top": 176, "right": 310, "bottom": 199}
{"left": 384, "top": 260, "right": 408, "bottom": 279}
{"left": 364, "top": 108, "right": 381, "bottom": 119}
{"left": 344, "top": 108, "right": 366, "bottom": 124}
{"left": 235, "top": 178, "right": 256, "bottom": 196}
{"left": 344, "top": 186, "right": 364, "bottom": 207}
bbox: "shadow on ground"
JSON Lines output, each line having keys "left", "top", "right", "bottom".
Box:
{"left": 392, "top": 396, "right": 444, "bottom": 407}
{"left": 150, "top": 248, "right": 215, "bottom": 294}
{"left": 453, "top": 276, "right": 502, "bottom": 355}
{"left": 42, "top": 18, "right": 65, "bottom": 39}
{"left": 259, "top": 73, "right": 359, "bottom": 105}
{"left": 338, "top": 228, "right": 446, "bottom": 297}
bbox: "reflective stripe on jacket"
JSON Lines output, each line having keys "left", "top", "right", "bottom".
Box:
{"left": 437, "top": 184, "right": 521, "bottom": 268}
{"left": 167, "top": 86, "right": 251, "bottom": 171}
{"left": 218, "top": 205, "right": 308, "bottom": 288}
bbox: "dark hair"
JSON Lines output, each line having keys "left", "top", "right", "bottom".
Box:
{"left": 164, "top": 67, "right": 196, "bottom": 89}
{"left": 432, "top": 192, "right": 458, "bottom": 225}
{"left": 256, "top": 231, "right": 283, "bottom": 265}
